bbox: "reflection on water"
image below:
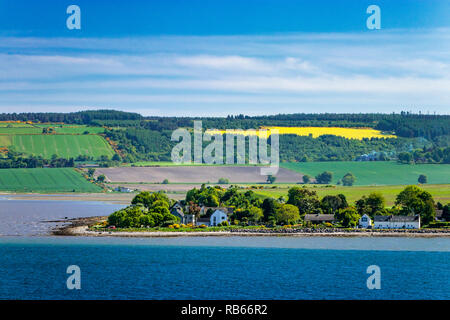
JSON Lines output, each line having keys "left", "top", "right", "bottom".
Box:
{"left": 0, "top": 196, "right": 125, "bottom": 236}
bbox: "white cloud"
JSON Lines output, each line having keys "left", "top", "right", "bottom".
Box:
{"left": 0, "top": 29, "right": 449, "bottom": 115}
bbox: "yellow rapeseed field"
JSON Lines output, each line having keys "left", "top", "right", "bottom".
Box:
{"left": 205, "top": 127, "right": 396, "bottom": 140}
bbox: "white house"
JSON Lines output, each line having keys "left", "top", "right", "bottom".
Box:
{"left": 373, "top": 215, "right": 420, "bottom": 229}
{"left": 114, "top": 186, "right": 133, "bottom": 193}
{"left": 210, "top": 209, "right": 228, "bottom": 226}
{"left": 359, "top": 214, "right": 372, "bottom": 228}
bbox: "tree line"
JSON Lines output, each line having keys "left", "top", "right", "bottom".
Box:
{"left": 107, "top": 184, "right": 447, "bottom": 229}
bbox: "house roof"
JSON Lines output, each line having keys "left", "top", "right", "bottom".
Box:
{"left": 170, "top": 207, "right": 184, "bottom": 217}
{"left": 304, "top": 214, "right": 335, "bottom": 222}
{"left": 374, "top": 215, "right": 420, "bottom": 222}
{"left": 201, "top": 206, "right": 234, "bottom": 215}
{"left": 435, "top": 210, "right": 443, "bottom": 218}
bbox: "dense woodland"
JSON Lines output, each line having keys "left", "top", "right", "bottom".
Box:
{"left": 1, "top": 110, "right": 449, "bottom": 164}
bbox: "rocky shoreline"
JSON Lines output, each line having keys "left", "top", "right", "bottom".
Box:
{"left": 52, "top": 217, "right": 450, "bottom": 238}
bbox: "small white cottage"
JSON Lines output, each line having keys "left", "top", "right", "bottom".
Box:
{"left": 210, "top": 209, "right": 228, "bottom": 226}
{"left": 359, "top": 214, "right": 372, "bottom": 228}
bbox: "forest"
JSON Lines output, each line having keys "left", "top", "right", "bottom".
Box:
{"left": 1, "top": 110, "right": 449, "bottom": 164}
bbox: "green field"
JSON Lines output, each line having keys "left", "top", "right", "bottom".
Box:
{"left": 282, "top": 161, "right": 450, "bottom": 185}
{"left": 0, "top": 127, "right": 42, "bottom": 134}
{"left": 0, "top": 168, "right": 102, "bottom": 192}
{"left": 0, "top": 135, "right": 11, "bottom": 147}
{"left": 0, "top": 123, "right": 34, "bottom": 127}
{"left": 11, "top": 134, "right": 115, "bottom": 159}
{"left": 54, "top": 126, "right": 105, "bottom": 134}
{"left": 251, "top": 184, "right": 450, "bottom": 206}
{"left": 0, "top": 125, "right": 104, "bottom": 134}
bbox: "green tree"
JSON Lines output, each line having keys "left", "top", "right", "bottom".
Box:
{"left": 287, "top": 187, "right": 321, "bottom": 216}
{"left": 320, "top": 194, "right": 348, "bottom": 214}
{"left": 398, "top": 152, "right": 413, "bottom": 164}
{"left": 132, "top": 191, "right": 170, "bottom": 209}
{"left": 395, "top": 185, "right": 435, "bottom": 224}
{"left": 87, "top": 168, "right": 95, "bottom": 177}
{"left": 315, "top": 171, "right": 333, "bottom": 184}
{"left": 442, "top": 204, "right": 450, "bottom": 222}
{"left": 218, "top": 177, "right": 230, "bottom": 184}
{"left": 275, "top": 204, "right": 300, "bottom": 225}
{"left": 338, "top": 207, "right": 360, "bottom": 228}
{"left": 261, "top": 197, "right": 280, "bottom": 222}
{"left": 234, "top": 206, "right": 263, "bottom": 223}
{"left": 96, "top": 174, "right": 106, "bottom": 183}
{"left": 162, "top": 178, "right": 169, "bottom": 184}
{"left": 341, "top": 172, "right": 356, "bottom": 186}
{"left": 418, "top": 174, "right": 427, "bottom": 184}
{"left": 302, "top": 175, "right": 311, "bottom": 184}
{"left": 112, "top": 153, "right": 121, "bottom": 162}
{"left": 355, "top": 192, "right": 386, "bottom": 217}
{"left": 266, "top": 175, "right": 276, "bottom": 184}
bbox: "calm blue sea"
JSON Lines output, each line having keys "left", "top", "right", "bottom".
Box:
{"left": 0, "top": 236, "right": 449, "bottom": 300}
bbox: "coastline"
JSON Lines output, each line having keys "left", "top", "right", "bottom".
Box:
{"left": 0, "top": 192, "right": 133, "bottom": 204}
{"left": 53, "top": 217, "right": 450, "bottom": 238}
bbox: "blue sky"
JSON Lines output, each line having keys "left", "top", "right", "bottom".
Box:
{"left": 0, "top": 0, "right": 449, "bottom": 116}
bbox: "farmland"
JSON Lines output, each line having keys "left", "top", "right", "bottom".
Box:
{"left": 10, "top": 134, "right": 115, "bottom": 159}
{"left": 251, "top": 184, "right": 450, "bottom": 207}
{"left": 0, "top": 122, "right": 113, "bottom": 159}
{"left": 95, "top": 166, "right": 304, "bottom": 183}
{"left": 281, "top": 161, "right": 450, "bottom": 185}
{"left": 206, "top": 126, "right": 396, "bottom": 140}
{"left": 0, "top": 127, "right": 42, "bottom": 134}
{"left": 0, "top": 168, "right": 102, "bottom": 192}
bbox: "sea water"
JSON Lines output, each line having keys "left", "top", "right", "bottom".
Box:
{"left": 0, "top": 236, "right": 449, "bottom": 300}
{"left": 0, "top": 197, "right": 449, "bottom": 300}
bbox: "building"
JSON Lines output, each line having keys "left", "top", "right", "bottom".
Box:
{"left": 194, "top": 207, "right": 233, "bottom": 226}
{"left": 435, "top": 210, "right": 444, "bottom": 221}
{"left": 303, "top": 214, "right": 335, "bottom": 224}
{"left": 373, "top": 215, "right": 420, "bottom": 229}
{"left": 170, "top": 202, "right": 195, "bottom": 225}
{"left": 114, "top": 186, "right": 133, "bottom": 193}
{"left": 210, "top": 209, "right": 228, "bottom": 226}
{"left": 196, "top": 217, "right": 210, "bottom": 227}
{"left": 358, "top": 214, "right": 372, "bottom": 228}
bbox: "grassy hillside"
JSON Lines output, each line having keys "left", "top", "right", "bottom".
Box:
{"left": 252, "top": 184, "right": 450, "bottom": 207}
{"left": 282, "top": 161, "right": 450, "bottom": 185}
{"left": 11, "top": 134, "right": 115, "bottom": 159}
{"left": 0, "top": 168, "right": 101, "bottom": 192}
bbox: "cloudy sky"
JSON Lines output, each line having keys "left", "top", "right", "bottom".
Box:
{"left": 0, "top": 0, "right": 449, "bottom": 116}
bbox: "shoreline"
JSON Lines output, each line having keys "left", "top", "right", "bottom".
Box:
{"left": 53, "top": 217, "right": 450, "bottom": 238}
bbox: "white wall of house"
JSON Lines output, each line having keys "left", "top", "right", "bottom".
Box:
{"left": 359, "top": 214, "right": 372, "bottom": 228}
{"left": 210, "top": 210, "right": 228, "bottom": 226}
{"left": 374, "top": 220, "right": 420, "bottom": 229}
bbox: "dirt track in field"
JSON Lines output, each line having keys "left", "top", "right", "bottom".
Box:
{"left": 96, "top": 166, "right": 303, "bottom": 183}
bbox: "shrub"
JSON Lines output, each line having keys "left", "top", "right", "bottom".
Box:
{"left": 218, "top": 177, "right": 230, "bottom": 184}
